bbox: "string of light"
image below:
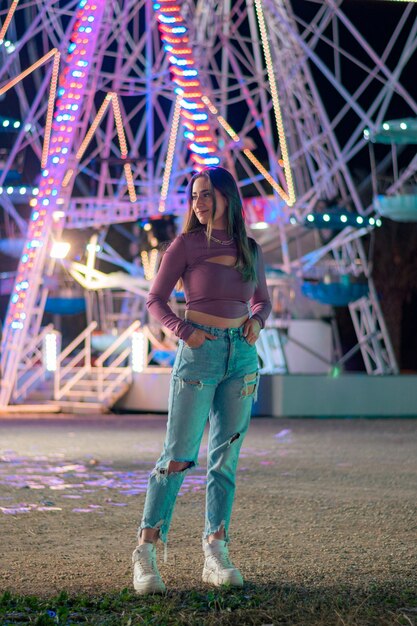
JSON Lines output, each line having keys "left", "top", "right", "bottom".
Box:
{"left": 75, "top": 93, "right": 112, "bottom": 161}
{"left": 0, "top": 0, "right": 20, "bottom": 43}
{"left": 141, "top": 249, "right": 159, "bottom": 280}
{"left": 159, "top": 95, "right": 182, "bottom": 212}
{"left": 202, "top": 95, "right": 290, "bottom": 203}
{"left": 41, "top": 51, "right": 61, "bottom": 169}
{"left": 111, "top": 93, "right": 137, "bottom": 202}
{"left": 254, "top": 0, "right": 295, "bottom": 207}
{"left": 0, "top": 48, "right": 58, "bottom": 96}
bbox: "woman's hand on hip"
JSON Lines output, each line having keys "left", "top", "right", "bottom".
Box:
{"left": 185, "top": 328, "right": 217, "bottom": 349}
{"left": 242, "top": 318, "right": 261, "bottom": 345}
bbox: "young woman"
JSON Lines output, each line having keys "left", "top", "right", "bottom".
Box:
{"left": 132, "top": 166, "right": 271, "bottom": 594}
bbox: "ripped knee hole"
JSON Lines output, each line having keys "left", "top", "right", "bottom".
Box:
{"left": 167, "top": 460, "right": 193, "bottom": 474}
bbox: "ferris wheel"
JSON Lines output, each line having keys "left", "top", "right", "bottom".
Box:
{"left": 1, "top": 0, "right": 416, "bottom": 408}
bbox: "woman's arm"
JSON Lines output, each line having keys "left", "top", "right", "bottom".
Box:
{"left": 146, "top": 236, "right": 195, "bottom": 341}
{"left": 249, "top": 244, "right": 272, "bottom": 328}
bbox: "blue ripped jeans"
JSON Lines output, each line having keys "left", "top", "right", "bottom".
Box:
{"left": 139, "top": 322, "right": 259, "bottom": 546}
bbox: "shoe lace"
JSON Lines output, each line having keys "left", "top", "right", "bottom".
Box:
{"left": 210, "top": 549, "right": 234, "bottom": 570}
{"left": 137, "top": 551, "right": 157, "bottom": 576}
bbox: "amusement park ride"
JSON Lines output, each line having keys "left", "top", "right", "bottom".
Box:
{"left": 0, "top": 0, "right": 416, "bottom": 414}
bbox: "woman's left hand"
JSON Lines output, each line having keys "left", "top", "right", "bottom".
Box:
{"left": 242, "top": 318, "right": 261, "bottom": 345}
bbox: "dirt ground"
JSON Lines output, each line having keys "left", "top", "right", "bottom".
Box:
{"left": 0, "top": 414, "right": 416, "bottom": 597}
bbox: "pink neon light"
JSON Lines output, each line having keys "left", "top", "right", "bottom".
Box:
{"left": 5, "top": 0, "right": 106, "bottom": 330}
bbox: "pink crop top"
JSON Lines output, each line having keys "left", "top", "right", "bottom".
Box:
{"left": 146, "top": 228, "right": 272, "bottom": 341}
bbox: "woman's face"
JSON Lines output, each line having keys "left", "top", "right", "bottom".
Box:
{"left": 191, "top": 176, "right": 228, "bottom": 229}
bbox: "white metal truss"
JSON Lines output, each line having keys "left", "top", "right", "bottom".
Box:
{"left": 349, "top": 281, "right": 399, "bottom": 375}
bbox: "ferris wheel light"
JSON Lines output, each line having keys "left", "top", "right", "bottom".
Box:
{"left": 369, "top": 217, "right": 375, "bottom": 225}
{"left": 0, "top": 0, "right": 20, "bottom": 43}
{"left": 170, "top": 57, "right": 192, "bottom": 66}
{"left": 141, "top": 250, "right": 159, "bottom": 281}
{"left": 254, "top": 0, "right": 295, "bottom": 206}
{"left": 189, "top": 143, "right": 215, "bottom": 154}
{"left": 179, "top": 69, "right": 197, "bottom": 77}
{"left": 400, "top": 122, "right": 408, "bottom": 130}
{"left": 323, "top": 214, "right": 330, "bottom": 222}
{"left": 243, "top": 148, "right": 290, "bottom": 203}
{"left": 180, "top": 99, "right": 199, "bottom": 110}
{"left": 163, "top": 5, "right": 181, "bottom": 12}
{"left": 193, "top": 155, "right": 220, "bottom": 166}
{"left": 289, "top": 216, "right": 297, "bottom": 225}
{"left": 3, "top": 120, "right": 10, "bottom": 127}
{"left": 251, "top": 222, "right": 269, "bottom": 230}
{"left": 340, "top": 214, "right": 348, "bottom": 223}
{"left": 50, "top": 241, "right": 71, "bottom": 259}
{"left": 185, "top": 112, "right": 207, "bottom": 121}
{"left": 3, "top": 41, "right": 15, "bottom": 53}
{"left": 382, "top": 122, "right": 390, "bottom": 130}
{"left": 6, "top": 186, "right": 13, "bottom": 194}
{"left": 356, "top": 216, "right": 364, "bottom": 224}
{"left": 3, "top": 0, "right": 106, "bottom": 345}
{"left": 376, "top": 219, "right": 382, "bottom": 227}
{"left": 307, "top": 214, "right": 315, "bottom": 222}
{"left": 158, "top": 15, "right": 176, "bottom": 24}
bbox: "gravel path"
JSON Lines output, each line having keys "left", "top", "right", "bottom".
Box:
{"left": 0, "top": 415, "right": 416, "bottom": 597}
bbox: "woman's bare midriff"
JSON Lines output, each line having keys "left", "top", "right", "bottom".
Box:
{"left": 185, "top": 309, "right": 248, "bottom": 329}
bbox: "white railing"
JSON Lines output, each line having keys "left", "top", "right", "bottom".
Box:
{"left": 54, "top": 320, "right": 141, "bottom": 406}
{"left": 54, "top": 321, "right": 97, "bottom": 401}
{"left": 13, "top": 324, "right": 55, "bottom": 402}
{"left": 94, "top": 320, "right": 141, "bottom": 402}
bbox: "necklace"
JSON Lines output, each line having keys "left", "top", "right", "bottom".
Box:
{"left": 210, "top": 235, "right": 234, "bottom": 246}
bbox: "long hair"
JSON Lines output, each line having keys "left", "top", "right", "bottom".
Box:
{"left": 183, "top": 167, "right": 257, "bottom": 282}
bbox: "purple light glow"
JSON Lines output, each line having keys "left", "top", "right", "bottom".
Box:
{"left": 0, "top": 452, "right": 207, "bottom": 515}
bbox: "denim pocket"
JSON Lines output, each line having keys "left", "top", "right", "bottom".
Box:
{"left": 241, "top": 335, "right": 256, "bottom": 348}
{"left": 184, "top": 340, "right": 206, "bottom": 351}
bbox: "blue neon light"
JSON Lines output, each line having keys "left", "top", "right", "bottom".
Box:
{"left": 158, "top": 15, "right": 176, "bottom": 23}
{"left": 189, "top": 143, "right": 211, "bottom": 154}
{"left": 181, "top": 99, "right": 198, "bottom": 110}
{"left": 200, "top": 157, "right": 220, "bottom": 165}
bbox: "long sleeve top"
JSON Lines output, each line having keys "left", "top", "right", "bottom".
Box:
{"left": 146, "top": 228, "right": 272, "bottom": 341}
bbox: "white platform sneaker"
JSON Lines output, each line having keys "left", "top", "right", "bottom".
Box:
{"left": 202, "top": 538, "right": 244, "bottom": 587}
{"left": 132, "top": 543, "right": 166, "bottom": 595}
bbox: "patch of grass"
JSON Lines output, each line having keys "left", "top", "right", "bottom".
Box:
{"left": 1, "top": 583, "right": 416, "bottom": 625}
